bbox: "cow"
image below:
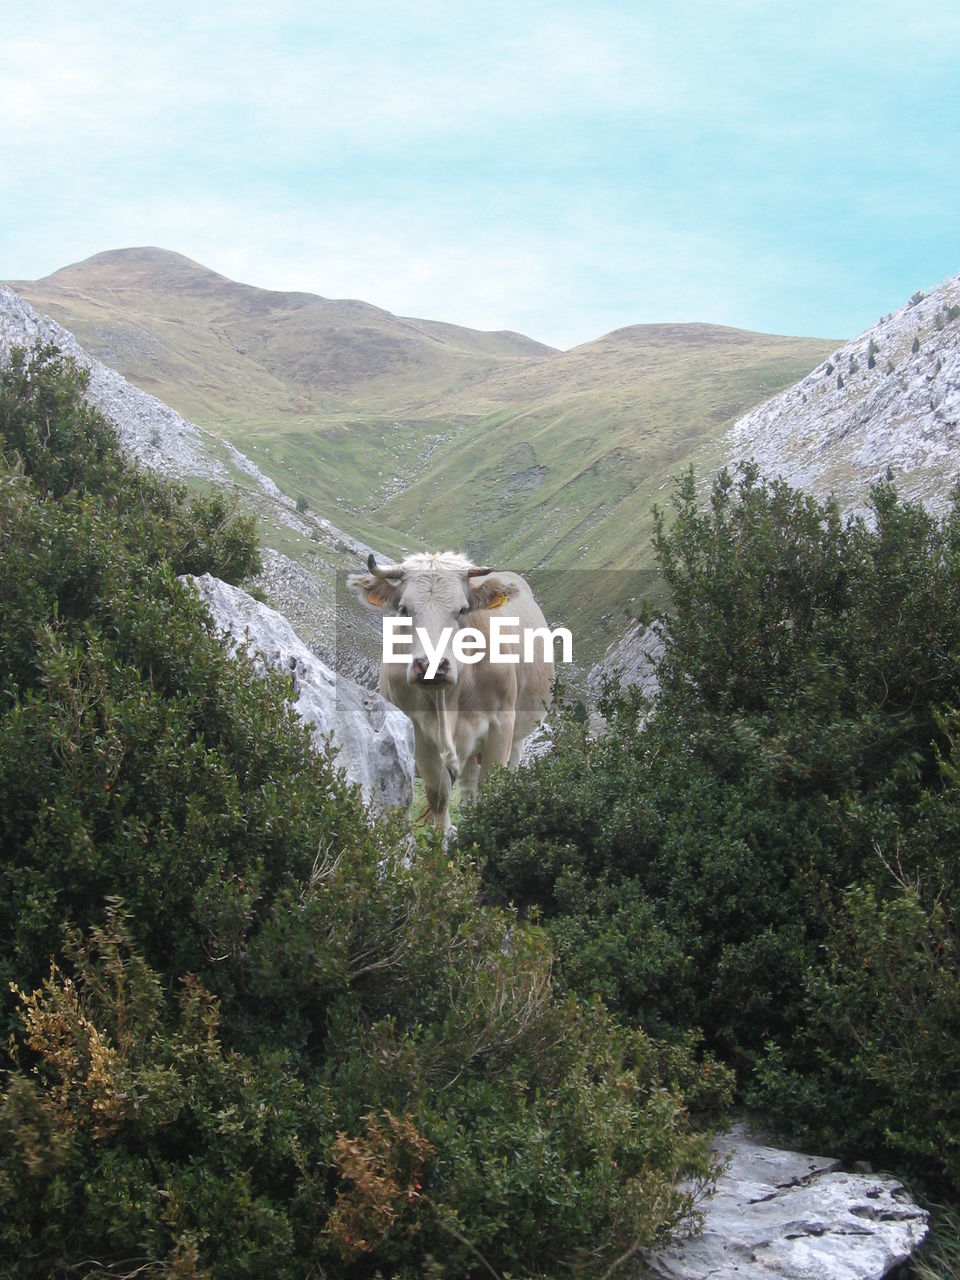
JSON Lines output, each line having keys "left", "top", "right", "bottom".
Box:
{"left": 348, "top": 551, "right": 553, "bottom": 830}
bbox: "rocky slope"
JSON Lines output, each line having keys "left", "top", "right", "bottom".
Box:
{"left": 0, "top": 282, "right": 382, "bottom": 671}
{"left": 183, "top": 574, "right": 414, "bottom": 809}
{"left": 589, "top": 270, "right": 960, "bottom": 697}
{"left": 724, "top": 270, "right": 960, "bottom": 514}
{"left": 0, "top": 282, "right": 217, "bottom": 481}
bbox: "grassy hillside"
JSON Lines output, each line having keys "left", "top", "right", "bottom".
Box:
{"left": 10, "top": 249, "right": 836, "bottom": 661}
{"left": 9, "top": 248, "right": 556, "bottom": 420}
{"left": 379, "top": 324, "right": 835, "bottom": 648}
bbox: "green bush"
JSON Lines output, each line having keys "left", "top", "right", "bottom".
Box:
{"left": 0, "top": 348, "right": 726, "bottom": 1277}
{"left": 753, "top": 712, "right": 960, "bottom": 1193}
{"left": 462, "top": 465, "right": 960, "bottom": 1191}
{"left": 753, "top": 877, "right": 960, "bottom": 1192}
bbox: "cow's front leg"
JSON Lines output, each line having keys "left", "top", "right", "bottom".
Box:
{"left": 479, "top": 711, "right": 516, "bottom": 785}
{"left": 458, "top": 751, "right": 482, "bottom": 805}
{"left": 414, "top": 725, "right": 453, "bottom": 832}
{"left": 434, "top": 689, "right": 460, "bottom": 782}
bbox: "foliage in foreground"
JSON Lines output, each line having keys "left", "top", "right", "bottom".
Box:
{"left": 0, "top": 347, "right": 728, "bottom": 1277}
{"left": 462, "top": 464, "right": 960, "bottom": 1196}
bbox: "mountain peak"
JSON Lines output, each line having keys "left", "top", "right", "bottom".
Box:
{"left": 37, "top": 247, "right": 230, "bottom": 291}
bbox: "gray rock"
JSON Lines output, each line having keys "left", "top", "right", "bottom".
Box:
{"left": 583, "top": 620, "right": 665, "bottom": 731}
{"left": 724, "top": 270, "right": 960, "bottom": 519}
{"left": 0, "top": 283, "right": 220, "bottom": 481}
{"left": 182, "top": 573, "right": 414, "bottom": 811}
{"left": 586, "top": 620, "right": 664, "bottom": 705}
{"left": 640, "top": 1123, "right": 928, "bottom": 1280}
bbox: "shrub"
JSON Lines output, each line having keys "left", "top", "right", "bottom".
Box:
{"left": 754, "top": 709, "right": 960, "bottom": 1193}
{"left": 753, "top": 877, "right": 960, "bottom": 1193}
{"left": 0, "top": 348, "right": 724, "bottom": 1277}
{"left": 462, "top": 465, "right": 960, "bottom": 1190}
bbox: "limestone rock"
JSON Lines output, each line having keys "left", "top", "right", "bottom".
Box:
{"left": 183, "top": 573, "right": 414, "bottom": 811}
{"left": 724, "top": 271, "right": 960, "bottom": 519}
{"left": 0, "top": 283, "right": 219, "bottom": 481}
{"left": 640, "top": 1124, "right": 928, "bottom": 1280}
{"left": 586, "top": 620, "right": 664, "bottom": 705}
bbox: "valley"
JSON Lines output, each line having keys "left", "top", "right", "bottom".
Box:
{"left": 9, "top": 247, "right": 835, "bottom": 660}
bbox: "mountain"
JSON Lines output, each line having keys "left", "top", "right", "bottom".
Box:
{"left": 8, "top": 249, "right": 835, "bottom": 658}
{"left": 9, "top": 247, "right": 556, "bottom": 420}
{"left": 588, "top": 269, "right": 960, "bottom": 695}
{"left": 722, "top": 272, "right": 960, "bottom": 515}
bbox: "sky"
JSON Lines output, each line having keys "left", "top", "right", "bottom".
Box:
{"left": 2, "top": 0, "right": 959, "bottom": 349}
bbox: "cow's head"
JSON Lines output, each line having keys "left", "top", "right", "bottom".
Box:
{"left": 348, "top": 551, "right": 519, "bottom": 688}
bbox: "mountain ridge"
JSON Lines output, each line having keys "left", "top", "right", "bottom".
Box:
{"left": 6, "top": 247, "right": 838, "bottom": 657}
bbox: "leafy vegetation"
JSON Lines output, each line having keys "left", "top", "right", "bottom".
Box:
{"left": 0, "top": 347, "right": 727, "bottom": 1277}
{"left": 462, "top": 464, "right": 960, "bottom": 1198}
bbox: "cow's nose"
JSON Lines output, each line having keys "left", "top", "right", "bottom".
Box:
{"left": 412, "top": 656, "right": 429, "bottom": 679}
{"left": 435, "top": 657, "right": 450, "bottom": 678}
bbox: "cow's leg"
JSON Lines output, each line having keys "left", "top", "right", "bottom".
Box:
{"left": 458, "top": 751, "right": 482, "bottom": 805}
{"left": 415, "top": 725, "right": 452, "bottom": 832}
{"left": 479, "top": 711, "right": 516, "bottom": 784}
{"left": 434, "top": 690, "right": 459, "bottom": 781}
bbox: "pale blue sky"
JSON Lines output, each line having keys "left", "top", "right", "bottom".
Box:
{"left": 2, "top": 1, "right": 958, "bottom": 347}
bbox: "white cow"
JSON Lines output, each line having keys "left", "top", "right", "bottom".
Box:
{"left": 348, "top": 551, "right": 553, "bottom": 829}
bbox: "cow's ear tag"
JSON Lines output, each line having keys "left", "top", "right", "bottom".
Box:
{"left": 487, "top": 591, "right": 509, "bottom": 610}
{"left": 366, "top": 589, "right": 384, "bottom": 607}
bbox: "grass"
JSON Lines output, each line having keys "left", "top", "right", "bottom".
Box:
{"left": 409, "top": 775, "right": 464, "bottom": 828}
{"left": 913, "top": 1202, "right": 960, "bottom": 1280}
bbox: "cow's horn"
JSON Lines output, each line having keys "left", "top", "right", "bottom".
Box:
{"left": 467, "top": 565, "right": 495, "bottom": 577}
{"left": 367, "top": 553, "right": 403, "bottom": 579}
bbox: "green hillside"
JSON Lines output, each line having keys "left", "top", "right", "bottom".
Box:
{"left": 10, "top": 248, "right": 837, "bottom": 660}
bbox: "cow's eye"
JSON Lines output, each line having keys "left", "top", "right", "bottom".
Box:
{"left": 458, "top": 605, "right": 470, "bottom": 616}
{"left": 398, "top": 605, "right": 409, "bottom": 617}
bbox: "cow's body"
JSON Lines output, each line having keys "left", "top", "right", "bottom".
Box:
{"left": 348, "top": 553, "right": 552, "bottom": 829}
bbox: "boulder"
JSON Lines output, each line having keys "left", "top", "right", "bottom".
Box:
{"left": 641, "top": 1123, "right": 928, "bottom": 1280}
{"left": 586, "top": 620, "right": 664, "bottom": 706}
{"left": 183, "top": 573, "right": 414, "bottom": 811}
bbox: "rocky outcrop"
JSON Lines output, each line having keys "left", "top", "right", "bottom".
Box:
{"left": 642, "top": 1124, "right": 928, "bottom": 1280}
{"left": 0, "top": 283, "right": 220, "bottom": 481}
{"left": 1, "top": 281, "right": 391, "bottom": 723}
{"left": 725, "top": 271, "right": 960, "bottom": 517}
{"left": 183, "top": 573, "right": 414, "bottom": 811}
{"left": 586, "top": 620, "right": 664, "bottom": 707}
{"left": 593, "top": 273, "right": 960, "bottom": 706}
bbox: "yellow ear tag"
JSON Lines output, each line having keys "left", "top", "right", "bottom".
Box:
{"left": 367, "top": 589, "right": 384, "bottom": 607}
{"left": 487, "top": 591, "right": 509, "bottom": 610}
